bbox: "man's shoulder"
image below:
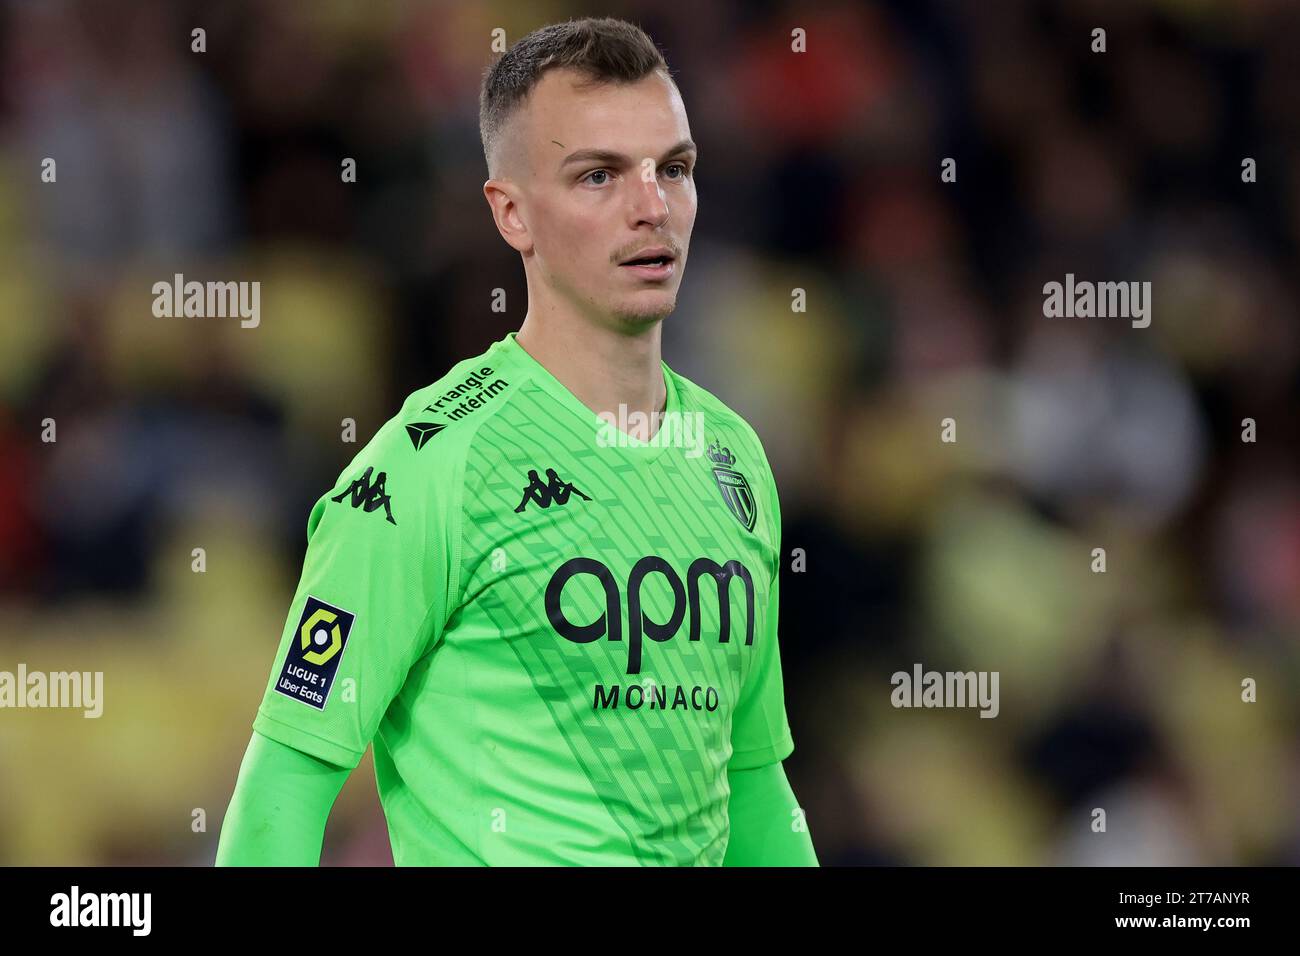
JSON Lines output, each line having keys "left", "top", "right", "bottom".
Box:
{"left": 668, "top": 365, "right": 771, "bottom": 476}
{"left": 329, "top": 339, "right": 525, "bottom": 496}
{"left": 668, "top": 364, "right": 783, "bottom": 554}
{"left": 392, "top": 342, "right": 523, "bottom": 450}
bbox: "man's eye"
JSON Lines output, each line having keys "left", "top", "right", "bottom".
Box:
{"left": 665, "top": 162, "right": 689, "bottom": 180}
{"left": 583, "top": 169, "right": 611, "bottom": 185}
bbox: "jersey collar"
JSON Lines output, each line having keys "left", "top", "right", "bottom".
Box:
{"left": 501, "top": 331, "right": 684, "bottom": 459}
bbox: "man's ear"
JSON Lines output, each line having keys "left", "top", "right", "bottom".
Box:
{"left": 483, "top": 179, "right": 533, "bottom": 255}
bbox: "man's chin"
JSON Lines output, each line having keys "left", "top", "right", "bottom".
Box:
{"left": 612, "top": 293, "right": 677, "bottom": 328}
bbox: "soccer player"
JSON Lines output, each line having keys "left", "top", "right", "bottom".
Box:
{"left": 216, "top": 16, "right": 817, "bottom": 866}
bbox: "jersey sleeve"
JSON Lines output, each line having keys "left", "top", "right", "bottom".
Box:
{"left": 251, "top": 418, "right": 458, "bottom": 769}
{"left": 727, "top": 448, "right": 795, "bottom": 771}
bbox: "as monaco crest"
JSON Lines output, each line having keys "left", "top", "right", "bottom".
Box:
{"left": 708, "top": 442, "right": 757, "bottom": 532}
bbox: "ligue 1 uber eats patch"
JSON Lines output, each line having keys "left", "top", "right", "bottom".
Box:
{"left": 274, "top": 596, "right": 355, "bottom": 710}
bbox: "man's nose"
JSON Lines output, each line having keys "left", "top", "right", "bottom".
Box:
{"left": 629, "top": 163, "right": 669, "bottom": 227}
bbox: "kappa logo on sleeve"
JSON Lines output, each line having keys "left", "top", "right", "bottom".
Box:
{"left": 274, "top": 596, "right": 356, "bottom": 710}
{"left": 331, "top": 465, "right": 396, "bottom": 525}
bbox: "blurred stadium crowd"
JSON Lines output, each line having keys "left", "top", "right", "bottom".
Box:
{"left": 0, "top": 0, "right": 1297, "bottom": 865}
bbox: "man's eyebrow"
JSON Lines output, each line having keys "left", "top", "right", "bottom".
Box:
{"left": 559, "top": 139, "right": 699, "bottom": 167}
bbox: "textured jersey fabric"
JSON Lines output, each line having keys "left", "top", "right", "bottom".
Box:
{"left": 251, "top": 331, "right": 793, "bottom": 865}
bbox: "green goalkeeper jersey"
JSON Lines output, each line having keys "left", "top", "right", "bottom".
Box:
{"left": 251, "top": 331, "right": 794, "bottom": 865}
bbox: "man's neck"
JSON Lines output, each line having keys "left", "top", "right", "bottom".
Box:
{"left": 515, "top": 309, "right": 667, "bottom": 441}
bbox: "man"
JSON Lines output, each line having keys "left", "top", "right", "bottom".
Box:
{"left": 216, "top": 16, "right": 817, "bottom": 866}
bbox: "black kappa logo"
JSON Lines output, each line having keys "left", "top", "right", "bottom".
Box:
{"left": 515, "top": 467, "right": 591, "bottom": 513}
{"left": 707, "top": 443, "right": 757, "bottom": 532}
{"left": 274, "top": 596, "right": 356, "bottom": 710}
{"left": 331, "top": 465, "right": 396, "bottom": 524}
{"left": 405, "top": 421, "right": 446, "bottom": 450}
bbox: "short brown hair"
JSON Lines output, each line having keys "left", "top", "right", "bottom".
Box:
{"left": 479, "top": 17, "right": 673, "bottom": 177}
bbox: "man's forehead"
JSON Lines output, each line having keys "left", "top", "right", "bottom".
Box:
{"left": 523, "top": 68, "right": 689, "bottom": 157}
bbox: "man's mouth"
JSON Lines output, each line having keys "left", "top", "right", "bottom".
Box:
{"left": 619, "top": 248, "right": 677, "bottom": 280}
